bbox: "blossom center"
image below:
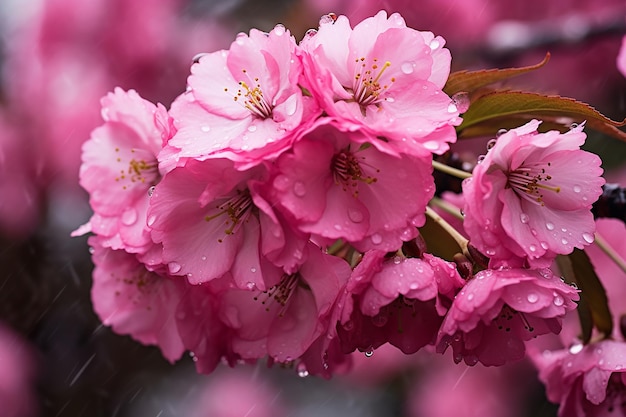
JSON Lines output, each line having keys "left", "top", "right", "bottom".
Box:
{"left": 254, "top": 273, "right": 309, "bottom": 316}
{"left": 331, "top": 149, "right": 378, "bottom": 197}
{"left": 204, "top": 189, "right": 254, "bottom": 242}
{"left": 494, "top": 305, "right": 535, "bottom": 333}
{"left": 114, "top": 148, "right": 159, "bottom": 190}
{"left": 507, "top": 162, "right": 561, "bottom": 206}
{"left": 348, "top": 57, "right": 394, "bottom": 113}
{"left": 226, "top": 70, "right": 273, "bottom": 119}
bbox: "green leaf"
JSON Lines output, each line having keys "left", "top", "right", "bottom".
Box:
{"left": 443, "top": 53, "right": 550, "bottom": 96}
{"left": 556, "top": 249, "right": 613, "bottom": 340}
{"left": 457, "top": 90, "right": 626, "bottom": 142}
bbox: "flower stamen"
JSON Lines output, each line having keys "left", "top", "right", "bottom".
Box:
{"left": 507, "top": 162, "right": 560, "bottom": 206}
{"left": 204, "top": 190, "right": 254, "bottom": 241}
{"left": 331, "top": 150, "right": 378, "bottom": 198}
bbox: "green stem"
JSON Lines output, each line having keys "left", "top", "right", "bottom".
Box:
{"left": 431, "top": 160, "right": 472, "bottom": 180}
{"left": 429, "top": 197, "right": 464, "bottom": 221}
{"left": 594, "top": 232, "right": 626, "bottom": 275}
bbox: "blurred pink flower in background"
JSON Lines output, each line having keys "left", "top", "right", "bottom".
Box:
{"left": 0, "top": 322, "right": 38, "bottom": 417}
{"left": 618, "top": 35, "right": 626, "bottom": 78}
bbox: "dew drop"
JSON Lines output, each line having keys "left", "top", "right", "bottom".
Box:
{"left": 284, "top": 96, "right": 298, "bottom": 116}
{"left": 539, "top": 268, "right": 552, "bottom": 279}
{"left": 297, "top": 363, "right": 309, "bottom": 378}
{"left": 569, "top": 342, "right": 583, "bottom": 354}
{"left": 529, "top": 244, "right": 537, "bottom": 252}
{"left": 200, "top": 125, "right": 211, "bottom": 132}
{"left": 429, "top": 39, "right": 440, "bottom": 49}
{"left": 447, "top": 102, "right": 458, "bottom": 113}
{"left": 250, "top": 267, "right": 257, "bottom": 273}
{"left": 422, "top": 140, "right": 440, "bottom": 151}
{"left": 496, "top": 128, "right": 508, "bottom": 137}
{"left": 201, "top": 256, "right": 207, "bottom": 261}
{"left": 371, "top": 233, "right": 383, "bottom": 245}
{"left": 400, "top": 62, "right": 414, "bottom": 74}
{"left": 451, "top": 92, "right": 470, "bottom": 113}
{"left": 121, "top": 208, "right": 138, "bottom": 225}
{"left": 293, "top": 181, "right": 306, "bottom": 197}
{"left": 582, "top": 232, "right": 595, "bottom": 244}
{"left": 485, "top": 248, "right": 496, "bottom": 256}
{"left": 553, "top": 295, "right": 564, "bottom": 306}
{"left": 385, "top": 97, "right": 395, "bottom": 103}
{"left": 527, "top": 293, "right": 539, "bottom": 303}
{"left": 148, "top": 186, "right": 156, "bottom": 197}
{"left": 409, "top": 282, "right": 420, "bottom": 290}
{"left": 540, "top": 241, "right": 549, "bottom": 250}
{"left": 545, "top": 222, "right": 555, "bottom": 231}
{"left": 247, "top": 125, "right": 257, "bottom": 132}
{"left": 348, "top": 208, "right": 364, "bottom": 223}
{"left": 486, "top": 138, "right": 497, "bottom": 149}
{"left": 393, "top": 256, "right": 402, "bottom": 265}
{"left": 304, "top": 28, "right": 317, "bottom": 38}
{"left": 467, "top": 293, "right": 475, "bottom": 301}
{"left": 573, "top": 185, "right": 582, "bottom": 193}
{"left": 520, "top": 213, "right": 529, "bottom": 224}
{"left": 364, "top": 348, "right": 374, "bottom": 357}
{"left": 476, "top": 155, "right": 486, "bottom": 164}
{"left": 333, "top": 224, "right": 343, "bottom": 231}
{"left": 169, "top": 262, "right": 182, "bottom": 274}
{"left": 273, "top": 24, "right": 286, "bottom": 36}
{"left": 561, "top": 238, "right": 569, "bottom": 245}
{"left": 319, "top": 14, "right": 336, "bottom": 25}
{"left": 147, "top": 215, "right": 157, "bottom": 226}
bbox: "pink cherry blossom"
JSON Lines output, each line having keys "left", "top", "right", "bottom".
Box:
{"left": 162, "top": 24, "right": 318, "bottom": 170}
{"left": 437, "top": 267, "right": 579, "bottom": 366}
{"left": 337, "top": 250, "right": 464, "bottom": 355}
{"left": 89, "top": 236, "right": 185, "bottom": 363}
{"left": 462, "top": 120, "right": 604, "bottom": 268}
{"left": 299, "top": 10, "right": 460, "bottom": 155}
{"left": 533, "top": 340, "right": 626, "bottom": 417}
{"left": 147, "top": 158, "right": 307, "bottom": 288}
{"left": 217, "top": 244, "right": 350, "bottom": 365}
{"left": 77, "top": 88, "right": 172, "bottom": 254}
{"left": 269, "top": 119, "right": 434, "bottom": 252}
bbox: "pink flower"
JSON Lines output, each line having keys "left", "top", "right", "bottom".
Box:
{"left": 162, "top": 24, "right": 318, "bottom": 170}
{"left": 77, "top": 88, "right": 172, "bottom": 254}
{"left": 462, "top": 120, "right": 604, "bottom": 267}
{"left": 437, "top": 267, "right": 579, "bottom": 366}
{"left": 337, "top": 250, "right": 464, "bottom": 355}
{"left": 89, "top": 236, "right": 185, "bottom": 363}
{"left": 533, "top": 340, "right": 626, "bottom": 417}
{"left": 299, "top": 10, "right": 460, "bottom": 155}
{"left": 269, "top": 120, "right": 434, "bottom": 252}
{"left": 618, "top": 35, "right": 626, "bottom": 78}
{"left": 147, "top": 158, "right": 307, "bottom": 288}
{"left": 217, "top": 244, "right": 350, "bottom": 364}
{"left": 0, "top": 323, "right": 38, "bottom": 417}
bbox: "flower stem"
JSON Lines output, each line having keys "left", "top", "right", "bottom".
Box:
{"left": 593, "top": 232, "right": 626, "bottom": 275}
{"left": 431, "top": 160, "right": 472, "bottom": 180}
{"left": 429, "top": 197, "right": 464, "bottom": 221}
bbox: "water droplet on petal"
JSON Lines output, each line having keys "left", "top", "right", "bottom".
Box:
{"left": 293, "top": 181, "right": 306, "bottom": 197}
{"left": 529, "top": 244, "right": 537, "bottom": 252}
{"left": 409, "top": 282, "right": 419, "bottom": 290}
{"left": 393, "top": 256, "right": 402, "bottom": 265}
{"left": 569, "top": 342, "right": 583, "bottom": 354}
{"left": 304, "top": 28, "right": 317, "bottom": 38}
{"left": 545, "top": 222, "right": 555, "bottom": 231}
{"left": 273, "top": 24, "right": 286, "bottom": 36}
{"left": 348, "top": 208, "right": 364, "bottom": 223}
{"left": 485, "top": 248, "right": 496, "bottom": 256}
{"left": 121, "top": 208, "right": 138, "bottom": 225}
{"left": 147, "top": 215, "right": 157, "bottom": 227}
{"left": 573, "top": 185, "right": 582, "bottom": 193}
{"left": 319, "top": 14, "right": 337, "bottom": 25}
{"left": 364, "top": 348, "right": 374, "bottom": 357}
{"left": 247, "top": 125, "right": 257, "bottom": 132}
{"left": 200, "top": 125, "right": 211, "bottom": 132}
{"left": 486, "top": 138, "right": 497, "bottom": 150}
{"left": 297, "top": 363, "right": 309, "bottom": 377}
{"left": 333, "top": 224, "right": 342, "bottom": 231}
{"left": 520, "top": 213, "right": 529, "bottom": 224}
{"left": 371, "top": 233, "right": 383, "bottom": 245}
{"left": 148, "top": 186, "right": 156, "bottom": 197}
{"left": 582, "top": 232, "right": 594, "bottom": 244}
{"left": 540, "top": 241, "right": 549, "bottom": 250}
{"left": 467, "top": 293, "right": 475, "bottom": 301}
{"left": 476, "top": 155, "right": 486, "bottom": 164}
{"left": 553, "top": 295, "right": 564, "bottom": 306}
{"left": 169, "top": 262, "right": 182, "bottom": 274}
{"left": 561, "top": 238, "right": 568, "bottom": 245}
{"left": 496, "top": 129, "right": 508, "bottom": 137}
{"left": 527, "top": 293, "right": 539, "bottom": 303}
{"left": 451, "top": 92, "right": 470, "bottom": 113}
{"left": 429, "top": 39, "right": 440, "bottom": 49}
{"left": 401, "top": 62, "right": 414, "bottom": 74}
{"left": 250, "top": 267, "right": 257, "bottom": 273}
{"left": 447, "top": 102, "right": 458, "bottom": 113}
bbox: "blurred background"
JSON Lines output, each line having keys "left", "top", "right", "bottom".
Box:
{"left": 0, "top": 0, "right": 624, "bottom": 416}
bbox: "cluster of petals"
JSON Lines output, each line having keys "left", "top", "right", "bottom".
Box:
{"left": 462, "top": 119, "right": 604, "bottom": 267}
{"left": 336, "top": 250, "right": 464, "bottom": 355}
{"left": 436, "top": 267, "right": 579, "bottom": 366}
{"left": 533, "top": 340, "right": 626, "bottom": 417}
{"left": 76, "top": 10, "right": 462, "bottom": 373}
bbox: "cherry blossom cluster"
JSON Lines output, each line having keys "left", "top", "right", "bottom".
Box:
{"left": 76, "top": 11, "right": 605, "bottom": 380}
